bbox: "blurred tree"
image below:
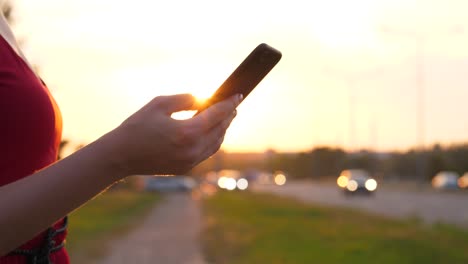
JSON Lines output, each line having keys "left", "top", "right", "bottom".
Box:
{"left": 344, "top": 150, "right": 380, "bottom": 175}
{"left": 445, "top": 144, "right": 468, "bottom": 175}
{"left": 191, "top": 143, "right": 468, "bottom": 183}
{"left": 74, "top": 143, "right": 85, "bottom": 152}
{"left": 389, "top": 150, "right": 418, "bottom": 180}
{"left": 58, "top": 139, "right": 69, "bottom": 160}
{"left": 2, "top": 1, "right": 13, "bottom": 23}
{"left": 269, "top": 153, "right": 295, "bottom": 176}
{"left": 270, "top": 148, "right": 347, "bottom": 179}
{"left": 427, "top": 144, "right": 449, "bottom": 179}
{"left": 290, "top": 152, "right": 312, "bottom": 179}
{"left": 264, "top": 148, "right": 276, "bottom": 172}
{"left": 57, "top": 140, "right": 86, "bottom": 160}
{"left": 309, "top": 147, "right": 346, "bottom": 178}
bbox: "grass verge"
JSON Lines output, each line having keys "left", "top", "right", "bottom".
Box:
{"left": 203, "top": 191, "right": 468, "bottom": 264}
{"left": 66, "top": 190, "right": 159, "bottom": 262}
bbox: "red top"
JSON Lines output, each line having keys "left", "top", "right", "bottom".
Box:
{"left": 0, "top": 35, "right": 69, "bottom": 263}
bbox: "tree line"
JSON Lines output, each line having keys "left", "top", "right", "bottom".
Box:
{"left": 269, "top": 144, "right": 468, "bottom": 181}
{"left": 192, "top": 143, "right": 468, "bottom": 182}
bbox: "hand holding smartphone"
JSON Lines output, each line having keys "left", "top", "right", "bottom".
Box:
{"left": 195, "top": 43, "right": 282, "bottom": 115}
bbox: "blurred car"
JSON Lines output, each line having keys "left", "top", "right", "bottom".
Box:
{"left": 145, "top": 176, "right": 196, "bottom": 192}
{"left": 457, "top": 172, "right": 468, "bottom": 189}
{"left": 431, "top": 171, "right": 459, "bottom": 190}
{"left": 337, "top": 169, "right": 377, "bottom": 195}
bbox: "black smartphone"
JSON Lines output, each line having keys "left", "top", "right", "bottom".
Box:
{"left": 195, "top": 43, "right": 282, "bottom": 114}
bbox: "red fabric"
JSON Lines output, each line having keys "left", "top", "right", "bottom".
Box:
{"left": 0, "top": 35, "right": 69, "bottom": 263}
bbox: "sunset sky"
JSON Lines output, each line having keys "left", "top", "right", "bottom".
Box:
{"left": 9, "top": 0, "right": 468, "bottom": 152}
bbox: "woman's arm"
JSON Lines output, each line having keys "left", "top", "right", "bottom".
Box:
{"left": 0, "top": 93, "right": 241, "bottom": 255}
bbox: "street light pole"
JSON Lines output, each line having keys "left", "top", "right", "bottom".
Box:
{"left": 322, "top": 63, "right": 380, "bottom": 153}
{"left": 347, "top": 78, "right": 357, "bottom": 152}
{"left": 415, "top": 36, "right": 426, "bottom": 152}
{"left": 380, "top": 25, "right": 462, "bottom": 180}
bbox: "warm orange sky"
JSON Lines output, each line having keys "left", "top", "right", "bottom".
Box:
{"left": 10, "top": 0, "right": 468, "bottom": 152}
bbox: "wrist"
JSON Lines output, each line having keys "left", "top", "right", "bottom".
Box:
{"left": 92, "top": 130, "right": 133, "bottom": 181}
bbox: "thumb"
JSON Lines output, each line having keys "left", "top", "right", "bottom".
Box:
{"left": 156, "top": 94, "right": 198, "bottom": 114}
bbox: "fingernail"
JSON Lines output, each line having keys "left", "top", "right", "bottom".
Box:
{"left": 238, "top": 94, "right": 243, "bottom": 103}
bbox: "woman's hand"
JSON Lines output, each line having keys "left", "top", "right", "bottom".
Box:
{"left": 105, "top": 93, "right": 242, "bottom": 177}
{"left": 0, "top": 93, "right": 241, "bottom": 254}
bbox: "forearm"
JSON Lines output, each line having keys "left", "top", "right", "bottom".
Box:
{"left": 0, "top": 131, "right": 126, "bottom": 255}
{"left": 0, "top": 93, "right": 240, "bottom": 256}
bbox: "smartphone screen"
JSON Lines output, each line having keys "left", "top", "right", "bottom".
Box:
{"left": 195, "top": 43, "right": 282, "bottom": 114}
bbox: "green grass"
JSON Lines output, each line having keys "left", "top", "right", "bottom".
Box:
{"left": 203, "top": 191, "right": 468, "bottom": 264}
{"left": 66, "top": 190, "right": 159, "bottom": 262}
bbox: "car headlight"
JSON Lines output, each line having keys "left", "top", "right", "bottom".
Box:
{"left": 337, "top": 175, "right": 348, "bottom": 188}
{"left": 346, "top": 180, "right": 358, "bottom": 191}
{"left": 225, "top": 178, "right": 237, "bottom": 191}
{"left": 365, "top": 179, "right": 377, "bottom": 191}
{"left": 236, "top": 178, "right": 249, "bottom": 190}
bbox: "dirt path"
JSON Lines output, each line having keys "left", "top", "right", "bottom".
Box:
{"left": 96, "top": 193, "right": 206, "bottom": 264}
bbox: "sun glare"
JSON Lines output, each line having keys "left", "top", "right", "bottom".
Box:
{"left": 171, "top": 111, "right": 196, "bottom": 120}
{"left": 193, "top": 90, "right": 213, "bottom": 103}
{"left": 171, "top": 93, "right": 210, "bottom": 120}
{"left": 310, "top": 0, "right": 379, "bottom": 50}
{"left": 109, "top": 59, "right": 230, "bottom": 121}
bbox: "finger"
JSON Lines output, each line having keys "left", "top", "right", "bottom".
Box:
{"left": 208, "top": 108, "right": 237, "bottom": 138}
{"left": 196, "top": 110, "right": 236, "bottom": 158}
{"left": 154, "top": 94, "right": 197, "bottom": 114}
{"left": 202, "top": 135, "right": 225, "bottom": 163}
{"left": 189, "top": 107, "right": 236, "bottom": 167}
{"left": 193, "top": 134, "right": 225, "bottom": 167}
{"left": 190, "top": 94, "right": 242, "bottom": 131}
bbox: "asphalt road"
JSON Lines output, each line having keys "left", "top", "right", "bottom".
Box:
{"left": 253, "top": 181, "right": 468, "bottom": 228}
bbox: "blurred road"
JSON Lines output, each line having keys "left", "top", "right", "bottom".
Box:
{"left": 253, "top": 181, "right": 468, "bottom": 228}
{"left": 97, "top": 193, "right": 205, "bottom": 264}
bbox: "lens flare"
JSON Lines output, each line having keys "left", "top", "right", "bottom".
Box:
{"left": 225, "top": 178, "right": 237, "bottom": 191}
{"left": 274, "top": 174, "right": 286, "bottom": 186}
{"left": 337, "top": 175, "right": 349, "bottom": 188}
{"left": 365, "top": 179, "right": 377, "bottom": 191}
{"left": 347, "top": 180, "right": 358, "bottom": 192}
{"left": 236, "top": 178, "right": 249, "bottom": 190}
{"left": 458, "top": 174, "right": 468, "bottom": 189}
{"left": 217, "top": 176, "right": 228, "bottom": 189}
